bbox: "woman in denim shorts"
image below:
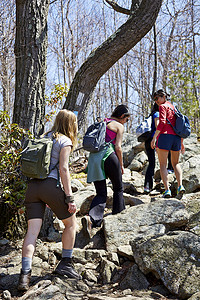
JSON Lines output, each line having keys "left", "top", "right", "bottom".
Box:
{"left": 151, "top": 89, "right": 185, "bottom": 198}
{"left": 18, "top": 110, "right": 82, "bottom": 291}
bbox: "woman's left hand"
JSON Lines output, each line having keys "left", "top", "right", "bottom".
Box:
{"left": 68, "top": 202, "right": 77, "bottom": 214}
{"left": 151, "top": 137, "right": 156, "bottom": 149}
{"left": 181, "top": 141, "right": 185, "bottom": 154}
{"left": 121, "top": 165, "right": 125, "bottom": 175}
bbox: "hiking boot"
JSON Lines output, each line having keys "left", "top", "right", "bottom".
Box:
{"left": 81, "top": 215, "right": 92, "bottom": 238}
{"left": 176, "top": 185, "right": 185, "bottom": 199}
{"left": 54, "top": 257, "right": 82, "bottom": 280}
{"left": 163, "top": 189, "right": 171, "bottom": 198}
{"left": 18, "top": 269, "right": 31, "bottom": 291}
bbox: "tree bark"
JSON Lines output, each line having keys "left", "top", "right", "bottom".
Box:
{"left": 1, "top": 51, "right": 10, "bottom": 112}
{"left": 63, "top": 0, "right": 162, "bottom": 128}
{"left": 152, "top": 24, "right": 157, "bottom": 98}
{"left": 13, "top": 0, "right": 49, "bottom": 136}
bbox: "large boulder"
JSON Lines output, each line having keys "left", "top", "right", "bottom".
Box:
{"left": 131, "top": 231, "right": 200, "bottom": 299}
{"left": 103, "top": 199, "right": 189, "bottom": 252}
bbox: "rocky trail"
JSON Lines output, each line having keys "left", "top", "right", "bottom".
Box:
{"left": 1, "top": 133, "right": 200, "bottom": 300}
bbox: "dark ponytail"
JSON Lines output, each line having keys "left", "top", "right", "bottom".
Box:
{"left": 153, "top": 89, "right": 170, "bottom": 99}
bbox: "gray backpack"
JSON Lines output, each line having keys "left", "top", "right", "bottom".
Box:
{"left": 136, "top": 115, "right": 152, "bottom": 142}
{"left": 83, "top": 120, "right": 107, "bottom": 153}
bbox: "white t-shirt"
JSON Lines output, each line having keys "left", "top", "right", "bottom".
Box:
{"left": 47, "top": 132, "right": 72, "bottom": 180}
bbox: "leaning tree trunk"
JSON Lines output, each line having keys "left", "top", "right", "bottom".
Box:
{"left": 63, "top": 0, "right": 162, "bottom": 128}
{"left": 13, "top": 0, "right": 49, "bottom": 136}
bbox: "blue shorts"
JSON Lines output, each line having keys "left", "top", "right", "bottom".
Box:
{"left": 157, "top": 134, "right": 181, "bottom": 151}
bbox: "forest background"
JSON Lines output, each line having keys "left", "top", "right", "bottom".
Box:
{"left": 1, "top": 0, "right": 200, "bottom": 133}
{"left": 0, "top": 0, "right": 200, "bottom": 237}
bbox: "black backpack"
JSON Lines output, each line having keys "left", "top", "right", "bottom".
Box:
{"left": 83, "top": 120, "right": 107, "bottom": 153}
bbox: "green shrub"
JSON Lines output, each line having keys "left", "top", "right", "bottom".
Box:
{"left": 0, "top": 111, "right": 31, "bottom": 236}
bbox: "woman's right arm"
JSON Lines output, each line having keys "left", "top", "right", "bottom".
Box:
{"left": 154, "top": 117, "right": 159, "bottom": 128}
{"left": 151, "top": 129, "right": 161, "bottom": 149}
{"left": 59, "top": 146, "right": 76, "bottom": 214}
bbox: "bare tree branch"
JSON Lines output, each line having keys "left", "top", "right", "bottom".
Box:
{"left": 63, "top": 0, "right": 162, "bottom": 128}
{"left": 104, "top": 0, "right": 132, "bottom": 15}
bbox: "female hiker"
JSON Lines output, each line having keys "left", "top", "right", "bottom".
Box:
{"left": 144, "top": 102, "right": 159, "bottom": 193}
{"left": 82, "top": 104, "right": 130, "bottom": 237}
{"left": 151, "top": 89, "right": 185, "bottom": 198}
{"left": 144, "top": 103, "right": 174, "bottom": 193}
{"left": 18, "top": 110, "right": 82, "bottom": 291}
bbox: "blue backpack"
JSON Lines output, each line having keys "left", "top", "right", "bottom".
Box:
{"left": 167, "top": 106, "right": 191, "bottom": 138}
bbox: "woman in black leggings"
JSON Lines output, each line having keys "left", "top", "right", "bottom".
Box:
{"left": 144, "top": 103, "right": 159, "bottom": 193}
{"left": 89, "top": 152, "right": 124, "bottom": 227}
{"left": 82, "top": 104, "right": 130, "bottom": 236}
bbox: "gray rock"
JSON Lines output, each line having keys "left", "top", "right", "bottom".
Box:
{"left": 36, "top": 244, "right": 49, "bottom": 261}
{"left": 71, "top": 178, "right": 84, "bottom": 192}
{"left": 85, "top": 249, "right": 106, "bottom": 261}
{"left": 76, "top": 280, "right": 90, "bottom": 292}
{"left": 117, "top": 245, "right": 134, "bottom": 261}
{"left": 53, "top": 217, "right": 65, "bottom": 232}
{"left": 99, "top": 258, "right": 119, "bottom": 284}
{"left": 131, "top": 231, "right": 200, "bottom": 299}
{"left": 107, "top": 252, "right": 119, "bottom": 265}
{"left": 103, "top": 199, "right": 188, "bottom": 251}
{"left": 123, "top": 193, "right": 151, "bottom": 206}
{"left": 83, "top": 269, "right": 97, "bottom": 283}
{"left": 119, "top": 264, "right": 150, "bottom": 290}
{"left": 128, "top": 151, "right": 148, "bottom": 171}
{"left": 0, "top": 239, "right": 9, "bottom": 246}
{"left": 188, "top": 292, "right": 200, "bottom": 300}
{"left": 181, "top": 155, "right": 200, "bottom": 192}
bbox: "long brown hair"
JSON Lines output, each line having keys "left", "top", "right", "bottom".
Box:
{"left": 50, "top": 109, "right": 78, "bottom": 149}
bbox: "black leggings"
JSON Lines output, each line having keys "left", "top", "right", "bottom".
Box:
{"left": 89, "top": 152, "right": 125, "bottom": 227}
{"left": 144, "top": 138, "right": 155, "bottom": 190}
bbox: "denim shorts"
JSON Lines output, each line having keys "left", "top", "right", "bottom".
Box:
{"left": 157, "top": 134, "right": 181, "bottom": 151}
{"left": 25, "top": 178, "right": 73, "bottom": 220}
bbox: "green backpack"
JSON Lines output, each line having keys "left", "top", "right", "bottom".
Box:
{"left": 21, "top": 136, "right": 57, "bottom": 179}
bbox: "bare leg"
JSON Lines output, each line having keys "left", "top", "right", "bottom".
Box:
{"left": 157, "top": 148, "right": 169, "bottom": 191}
{"left": 22, "top": 218, "right": 43, "bottom": 258}
{"left": 61, "top": 214, "right": 76, "bottom": 250}
{"left": 54, "top": 214, "right": 81, "bottom": 280}
{"left": 18, "top": 218, "right": 43, "bottom": 291}
{"left": 170, "top": 150, "right": 182, "bottom": 187}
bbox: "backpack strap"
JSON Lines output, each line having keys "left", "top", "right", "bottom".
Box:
{"left": 47, "top": 134, "right": 60, "bottom": 187}
{"left": 165, "top": 104, "right": 176, "bottom": 128}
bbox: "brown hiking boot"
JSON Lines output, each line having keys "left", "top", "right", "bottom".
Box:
{"left": 18, "top": 269, "right": 31, "bottom": 291}
{"left": 54, "top": 257, "right": 82, "bottom": 280}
